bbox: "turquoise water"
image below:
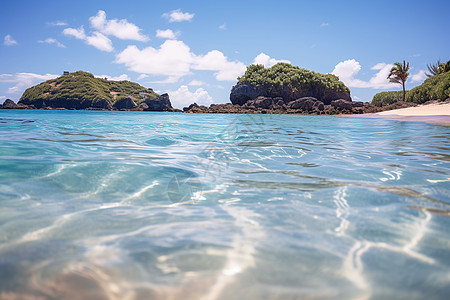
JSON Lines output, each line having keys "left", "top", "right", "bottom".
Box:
{"left": 0, "top": 110, "right": 449, "bottom": 299}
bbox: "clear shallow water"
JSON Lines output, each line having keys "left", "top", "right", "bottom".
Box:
{"left": 0, "top": 110, "right": 449, "bottom": 300}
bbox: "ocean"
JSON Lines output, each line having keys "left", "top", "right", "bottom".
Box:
{"left": 0, "top": 109, "right": 449, "bottom": 299}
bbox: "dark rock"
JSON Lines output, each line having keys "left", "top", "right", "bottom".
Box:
{"left": 113, "top": 97, "right": 137, "bottom": 109}
{"left": 2, "top": 99, "right": 18, "bottom": 109}
{"left": 230, "top": 82, "right": 268, "bottom": 105}
{"left": 331, "top": 99, "right": 353, "bottom": 110}
{"left": 145, "top": 93, "right": 173, "bottom": 111}
{"left": 92, "top": 99, "right": 112, "bottom": 110}
{"left": 138, "top": 103, "right": 149, "bottom": 110}
{"left": 230, "top": 81, "right": 351, "bottom": 106}
{"left": 183, "top": 103, "right": 199, "bottom": 112}
{"left": 352, "top": 101, "right": 364, "bottom": 107}
{"left": 288, "top": 97, "right": 320, "bottom": 111}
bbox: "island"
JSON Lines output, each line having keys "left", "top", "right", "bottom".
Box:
{"left": 0, "top": 71, "right": 176, "bottom": 111}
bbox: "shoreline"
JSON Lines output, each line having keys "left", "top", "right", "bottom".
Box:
{"left": 342, "top": 102, "right": 450, "bottom": 125}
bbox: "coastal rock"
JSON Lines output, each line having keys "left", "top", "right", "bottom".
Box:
{"left": 288, "top": 97, "right": 322, "bottom": 111}
{"left": 137, "top": 102, "right": 149, "bottom": 110}
{"left": 331, "top": 99, "right": 353, "bottom": 111}
{"left": 113, "top": 97, "right": 137, "bottom": 109}
{"left": 145, "top": 93, "right": 173, "bottom": 111}
{"left": 2, "top": 99, "right": 18, "bottom": 109}
{"left": 230, "top": 82, "right": 268, "bottom": 105}
{"left": 183, "top": 103, "right": 199, "bottom": 112}
{"left": 92, "top": 99, "right": 112, "bottom": 110}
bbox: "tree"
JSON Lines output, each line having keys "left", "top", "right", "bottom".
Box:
{"left": 387, "top": 60, "right": 410, "bottom": 102}
{"left": 426, "top": 60, "right": 450, "bottom": 77}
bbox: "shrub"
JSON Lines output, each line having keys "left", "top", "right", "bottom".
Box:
{"left": 406, "top": 71, "right": 450, "bottom": 103}
{"left": 371, "top": 91, "right": 404, "bottom": 106}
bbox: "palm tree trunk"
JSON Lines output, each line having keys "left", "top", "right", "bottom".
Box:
{"left": 402, "top": 80, "right": 406, "bottom": 102}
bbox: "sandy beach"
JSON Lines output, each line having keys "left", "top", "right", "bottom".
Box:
{"left": 378, "top": 103, "right": 450, "bottom": 116}
{"left": 345, "top": 102, "right": 450, "bottom": 125}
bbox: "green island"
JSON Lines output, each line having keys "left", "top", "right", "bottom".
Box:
{"left": 16, "top": 71, "right": 171, "bottom": 110}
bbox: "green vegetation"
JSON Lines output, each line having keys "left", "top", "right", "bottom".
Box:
{"left": 372, "top": 71, "right": 450, "bottom": 105}
{"left": 426, "top": 60, "right": 450, "bottom": 77}
{"left": 238, "top": 63, "right": 350, "bottom": 94}
{"left": 371, "top": 91, "right": 404, "bottom": 105}
{"left": 387, "top": 61, "right": 410, "bottom": 102}
{"left": 19, "top": 71, "right": 159, "bottom": 109}
{"left": 406, "top": 71, "right": 450, "bottom": 103}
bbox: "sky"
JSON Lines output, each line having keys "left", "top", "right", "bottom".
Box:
{"left": 1, "top": 0, "right": 449, "bottom": 108}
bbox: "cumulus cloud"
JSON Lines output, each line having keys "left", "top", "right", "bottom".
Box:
{"left": 332, "top": 59, "right": 395, "bottom": 89}
{"left": 156, "top": 29, "right": 178, "bottom": 39}
{"left": 137, "top": 74, "right": 149, "bottom": 80}
{"left": 89, "top": 10, "right": 149, "bottom": 41}
{"left": 411, "top": 70, "right": 427, "bottom": 83}
{"left": 63, "top": 26, "right": 86, "bottom": 39}
{"left": 167, "top": 85, "right": 213, "bottom": 108}
{"left": 188, "top": 79, "right": 205, "bottom": 86}
{"left": 194, "top": 50, "right": 246, "bottom": 81}
{"left": 0, "top": 72, "right": 58, "bottom": 97}
{"left": 4, "top": 34, "right": 18, "bottom": 46}
{"left": 38, "top": 38, "right": 66, "bottom": 48}
{"left": 95, "top": 74, "right": 130, "bottom": 81}
{"left": 253, "top": 53, "right": 290, "bottom": 68}
{"left": 162, "top": 9, "right": 194, "bottom": 22}
{"left": 86, "top": 32, "right": 114, "bottom": 52}
{"left": 47, "top": 21, "right": 68, "bottom": 26}
{"left": 219, "top": 23, "right": 226, "bottom": 30}
{"left": 64, "top": 26, "right": 113, "bottom": 52}
{"left": 116, "top": 40, "right": 194, "bottom": 79}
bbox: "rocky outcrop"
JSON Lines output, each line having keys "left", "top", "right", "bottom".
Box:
{"left": 2, "top": 99, "right": 18, "bottom": 109}
{"left": 230, "top": 81, "right": 352, "bottom": 106}
{"left": 183, "top": 103, "right": 199, "bottom": 111}
{"left": 113, "top": 97, "right": 137, "bottom": 110}
{"left": 144, "top": 93, "right": 173, "bottom": 111}
{"left": 183, "top": 97, "right": 419, "bottom": 115}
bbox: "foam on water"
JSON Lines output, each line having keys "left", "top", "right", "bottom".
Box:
{"left": 0, "top": 110, "right": 449, "bottom": 299}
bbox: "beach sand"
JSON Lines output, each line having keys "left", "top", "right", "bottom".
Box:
{"left": 345, "top": 102, "right": 450, "bottom": 125}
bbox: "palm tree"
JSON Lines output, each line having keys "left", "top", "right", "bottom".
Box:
{"left": 426, "top": 60, "right": 450, "bottom": 77}
{"left": 387, "top": 60, "right": 410, "bottom": 102}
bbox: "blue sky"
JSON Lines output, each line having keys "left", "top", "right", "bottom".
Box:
{"left": 1, "top": 0, "right": 449, "bottom": 108}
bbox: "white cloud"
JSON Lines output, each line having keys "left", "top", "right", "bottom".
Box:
{"left": 167, "top": 85, "right": 213, "bottom": 108}
{"left": 162, "top": 9, "right": 194, "bottom": 22}
{"left": 253, "top": 53, "right": 290, "bottom": 68}
{"left": 137, "top": 74, "right": 149, "bottom": 80}
{"left": 86, "top": 32, "right": 114, "bottom": 52}
{"left": 38, "top": 38, "right": 66, "bottom": 48}
{"left": 188, "top": 79, "right": 205, "bottom": 86}
{"left": 95, "top": 74, "right": 130, "bottom": 81}
{"left": 411, "top": 70, "right": 427, "bottom": 83}
{"left": 219, "top": 23, "right": 226, "bottom": 30}
{"left": 116, "top": 40, "right": 248, "bottom": 83}
{"left": 156, "top": 29, "right": 178, "bottom": 39}
{"left": 89, "top": 10, "right": 149, "bottom": 41}
{"left": 63, "top": 26, "right": 86, "bottom": 39}
{"left": 332, "top": 59, "right": 395, "bottom": 89}
{"left": 0, "top": 72, "right": 58, "bottom": 98}
{"left": 194, "top": 50, "right": 246, "bottom": 81}
{"left": 47, "top": 21, "right": 68, "bottom": 26}
{"left": 4, "top": 34, "right": 18, "bottom": 46}
{"left": 116, "top": 40, "right": 194, "bottom": 79}
{"left": 320, "top": 22, "right": 329, "bottom": 27}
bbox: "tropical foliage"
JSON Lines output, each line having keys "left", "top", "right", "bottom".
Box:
{"left": 387, "top": 60, "right": 410, "bottom": 102}
{"left": 19, "top": 71, "right": 158, "bottom": 109}
{"left": 371, "top": 91, "right": 405, "bottom": 106}
{"left": 238, "top": 63, "right": 350, "bottom": 94}
{"left": 426, "top": 60, "right": 450, "bottom": 77}
{"left": 406, "top": 71, "right": 450, "bottom": 103}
